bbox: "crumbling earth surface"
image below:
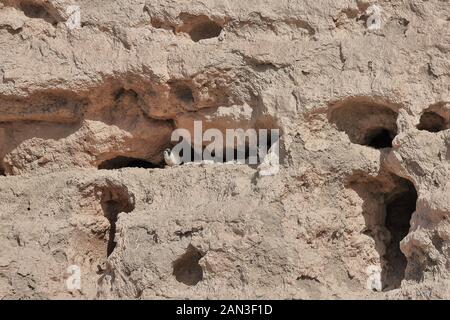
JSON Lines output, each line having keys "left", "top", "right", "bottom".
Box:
{"left": 0, "top": 0, "right": 449, "bottom": 299}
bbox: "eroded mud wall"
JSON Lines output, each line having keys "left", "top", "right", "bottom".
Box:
{"left": 0, "top": 0, "right": 449, "bottom": 299}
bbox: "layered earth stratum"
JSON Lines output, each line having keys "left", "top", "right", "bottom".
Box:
{"left": 0, "top": 0, "right": 449, "bottom": 299}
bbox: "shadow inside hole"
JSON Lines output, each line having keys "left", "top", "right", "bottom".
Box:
{"left": 417, "top": 111, "right": 446, "bottom": 132}
{"left": 328, "top": 100, "right": 398, "bottom": 149}
{"left": 167, "top": 80, "right": 195, "bottom": 105}
{"left": 188, "top": 21, "right": 222, "bottom": 42}
{"left": 173, "top": 144, "right": 252, "bottom": 164}
{"left": 383, "top": 184, "right": 417, "bottom": 290}
{"left": 350, "top": 176, "right": 417, "bottom": 291}
{"left": 172, "top": 86, "right": 194, "bottom": 103}
{"left": 172, "top": 245, "right": 204, "bottom": 286}
{"left": 169, "top": 127, "right": 280, "bottom": 165}
{"left": 20, "top": 3, "right": 58, "bottom": 25}
{"left": 113, "top": 88, "right": 138, "bottom": 101}
{"left": 100, "top": 188, "right": 135, "bottom": 257}
{"left": 98, "top": 156, "right": 163, "bottom": 170}
{"left": 208, "top": 145, "right": 253, "bottom": 164}
{"left": 197, "top": 134, "right": 279, "bottom": 165}
{"left": 365, "top": 128, "right": 395, "bottom": 149}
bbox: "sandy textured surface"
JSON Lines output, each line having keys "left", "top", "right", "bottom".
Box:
{"left": 0, "top": 0, "right": 449, "bottom": 299}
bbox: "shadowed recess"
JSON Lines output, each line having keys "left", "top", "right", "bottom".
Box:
{"left": 417, "top": 111, "right": 447, "bottom": 132}
{"left": 351, "top": 175, "right": 417, "bottom": 291}
{"left": 188, "top": 20, "right": 223, "bottom": 41}
{"left": 19, "top": 2, "right": 58, "bottom": 25}
{"left": 100, "top": 186, "right": 135, "bottom": 256}
{"left": 98, "top": 156, "right": 163, "bottom": 170}
{"left": 365, "top": 128, "right": 394, "bottom": 149}
{"left": 169, "top": 82, "right": 195, "bottom": 103}
{"left": 172, "top": 245, "right": 204, "bottom": 286}
{"left": 178, "top": 14, "right": 223, "bottom": 42}
{"left": 328, "top": 99, "right": 398, "bottom": 149}
{"left": 383, "top": 181, "right": 417, "bottom": 290}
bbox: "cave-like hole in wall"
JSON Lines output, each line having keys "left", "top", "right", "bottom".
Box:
{"left": 98, "top": 156, "right": 163, "bottom": 170}
{"left": 328, "top": 100, "right": 398, "bottom": 149}
{"left": 350, "top": 175, "right": 417, "bottom": 291}
{"left": 200, "top": 128, "right": 280, "bottom": 165}
{"left": 170, "top": 82, "right": 194, "bottom": 104}
{"left": 188, "top": 20, "right": 223, "bottom": 42}
{"left": 178, "top": 14, "right": 223, "bottom": 42}
{"left": 172, "top": 245, "right": 204, "bottom": 286}
{"left": 208, "top": 144, "right": 253, "bottom": 164}
{"left": 365, "top": 128, "right": 395, "bottom": 149}
{"left": 100, "top": 187, "right": 135, "bottom": 256}
{"left": 19, "top": 2, "right": 58, "bottom": 25}
{"left": 417, "top": 111, "right": 447, "bottom": 132}
{"left": 382, "top": 181, "right": 417, "bottom": 290}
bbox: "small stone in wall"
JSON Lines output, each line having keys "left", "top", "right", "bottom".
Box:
{"left": 65, "top": 5, "right": 81, "bottom": 30}
{"left": 365, "top": 265, "right": 382, "bottom": 291}
{"left": 366, "top": 5, "right": 382, "bottom": 31}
